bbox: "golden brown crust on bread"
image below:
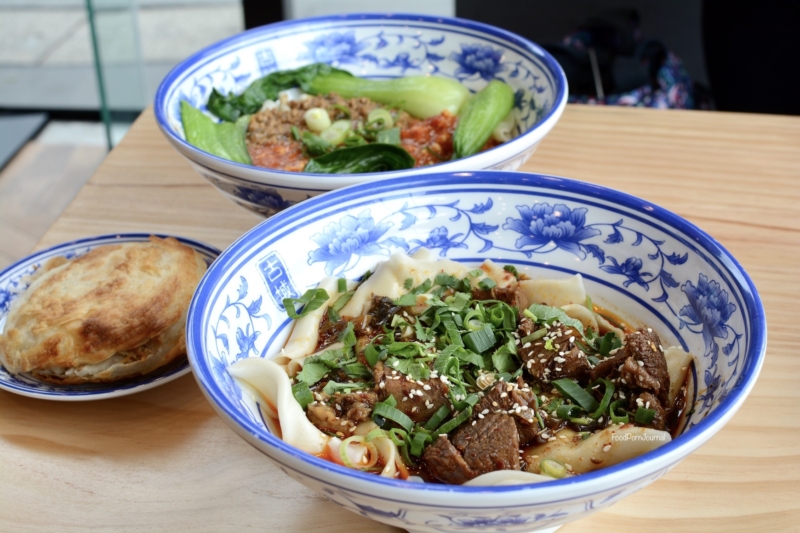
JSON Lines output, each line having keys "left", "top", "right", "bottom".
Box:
{"left": 0, "top": 236, "right": 207, "bottom": 383}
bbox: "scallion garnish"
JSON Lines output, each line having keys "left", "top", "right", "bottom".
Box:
{"left": 609, "top": 399, "right": 629, "bottom": 424}
{"left": 423, "top": 405, "right": 451, "bottom": 431}
{"left": 477, "top": 277, "right": 497, "bottom": 290}
{"left": 394, "top": 293, "right": 417, "bottom": 306}
{"left": 521, "top": 328, "right": 547, "bottom": 344}
{"left": 463, "top": 324, "right": 496, "bottom": 353}
{"left": 284, "top": 288, "right": 329, "bottom": 319}
{"left": 556, "top": 403, "right": 585, "bottom": 420}
{"left": 634, "top": 407, "right": 656, "bottom": 425}
{"left": 364, "top": 341, "right": 382, "bottom": 367}
{"left": 503, "top": 265, "right": 519, "bottom": 278}
{"left": 331, "top": 289, "right": 355, "bottom": 312}
{"left": 590, "top": 378, "right": 615, "bottom": 419}
{"left": 322, "top": 381, "right": 371, "bottom": 395}
{"left": 552, "top": 378, "right": 599, "bottom": 413}
{"left": 337, "top": 278, "right": 347, "bottom": 293}
{"left": 540, "top": 458, "right": 567, "bottom": 479}
{"left": 441, "top": 315, "right": 463, "bottom": 347}
{"left": 409, "top": 431, "right": 432, "bottom": 456}
{"left": 436, "top": 406, "right": 473, "bottom": 435}
{"left": 373, "top": 400, "right": 414, "bottom": 432}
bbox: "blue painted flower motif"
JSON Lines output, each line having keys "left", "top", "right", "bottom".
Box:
{"left": 308, "top": 210, "right": 399, "bottom": 274}
{"left": 233, "top": 186, "right": 295, "bottom": 212}
{"left": 680, "top": 274, "right": 736, "bottom": 351}
{"left": 300, "top": 31, "right": 366, "bottom": 64}
{"left": 503, "top": 203, "right": 601, "bottom": 257}
{"left": 600, "top": 256, "right": 652, "bottom": 289}
{"left": 409, "top": 227, "right": 467, "bottom": 256}
{"left": 450, "top": 44, "right": 506, "bottom": 80}
{"left": 0, "top": 288, "right": 11, "bottom": 313}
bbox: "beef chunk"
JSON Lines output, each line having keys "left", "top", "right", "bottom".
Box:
{"left": 421, "top": 436, "right": 476, "bottom": 485}
{"left": 632, "top": 392, "right": 667, "bottom": 430}
{"left": 475, "top": 381, "right": 540, "bottom": 445}
{"left": 307, "top": 403, "right": 354, "bottom": 435}
{"left": 519, "top": 324, "right": 591, "bottom": 384}
{"left": 332, "top": 390, "right": 378, "bottom": 424}
{"left": 593, "top": 328, "right": 670, "bottom": 404}
{"left": 422, "top": 413, "right": 520, "bottom": 484}
{"left": 471, "top": 285, "right": 529, "bottom": 311}
{"left": 373, "top": 362, "right": 450, "bottom": 423}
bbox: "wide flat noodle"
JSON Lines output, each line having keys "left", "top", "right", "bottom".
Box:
{"left": 228, "top": 357, "right": 328, "bottom": 454}
{"left": 339, "top": 252, "right": 471, "bottom": 316}
{"left": 525, "top": 426, "right": 670, "bottom": 475}
{"left": 560, "top": 304, "right": 598, "bottom": 332}
{"left": 465, "top": 470, "right": 552, "bottom": 486}
{"left": 520, "top": 274, "right": 587, "bottom": 308}
{"left": 278, "top": 277, "right": 339, "bottom": 364}
{"left": 664, "top": 346, "right": 694, "bottom": 406}
{"left": 476, "top": 259, "right": 516, "bottom": 288}
{"left": 354, "top": 422, "right": 405, "bottom": 478}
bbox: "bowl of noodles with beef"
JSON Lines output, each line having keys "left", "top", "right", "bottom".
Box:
{"left": 185, "top": 171, "right": 765, "bottom": 533}
{"left": 155, "top": 13, "right": 567, "bottom": 217}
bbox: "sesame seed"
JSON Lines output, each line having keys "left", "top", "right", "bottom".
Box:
{"left": 540, "top": 358, "right": 547, "bottom": 363}
{"left": 548, "top": 436, "right": 557, "bottom": 442}
{"left": 603, "top": 444, "right": 612, "bottom": 452}
{"left": 638, "top": 360, "right": 645, "bottom": 367}
{"left": 379, "top": 382, "right": 385, "bottom": 389}
{"left": 335, "top": 404, "right": 341, "bottom": 411}
{"left": 569, "top": 336, "right": 575, "bottom": 343}
{"left": 472, "top": 421, "right": 477, "bottom": 426}
{"left": 478, "top": 413, "right": 485, "bottom": 419}
{"left": 646, "top": 401, "right": 651, "bottom": 409}
{"left": 515, "top": 339, "right": 521, "bottom": 345}
{"left": 500, "top": 392, "right": 508, "bottom": 398}
{"left": 523, "top": 342, "right": 532, "bottom": 349}
{"left": 492, "top": 401, "right": 499, "bottom": 407}
{"left": 340, "top": 421, "right": 348, "bottom": 426}
{"left": 481, "top": 409, "right": 490, "bottom": 415}
{"left": 647, "top": 328, "right": 652, "bottom": 333}
{"left": 412, "top": 407, "right": 419, "bottom": 413}
{"left": 402, "top": 397, "right": 408, "bottom": 402}
{"left": 423, "top": 384, "right": 431, "bottom": 391}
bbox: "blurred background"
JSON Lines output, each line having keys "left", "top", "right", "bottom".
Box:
{"left": 0, "top": 0, "right": 797, "bottom": 267}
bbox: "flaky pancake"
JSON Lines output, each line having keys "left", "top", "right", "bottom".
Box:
{"left": 0, "top": 236, "right": 207, "bottom": 384}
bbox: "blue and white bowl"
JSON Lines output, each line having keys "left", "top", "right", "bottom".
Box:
{"left": 0, "top": 234, "right": 220, "bottom": 401}
{"left": 186, "top": 172, "right": 765, "bottom": 532}
{"left": 155, "top": 13, "right": 568, "bottom": 217}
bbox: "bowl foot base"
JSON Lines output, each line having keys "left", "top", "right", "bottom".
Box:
{"left": 405, "top": 526, "right": 561, "bottom": 533}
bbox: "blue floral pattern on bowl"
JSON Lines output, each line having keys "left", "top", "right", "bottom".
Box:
{"left": 0, "top": 234, "right": 221, "bottom": 401}
{"left": 186, "top": 171, "right": 765, "bottom": 533}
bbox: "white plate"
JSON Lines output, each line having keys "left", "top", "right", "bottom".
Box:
{"left": 0, "top": 233, "right": 220, "bottom": 401}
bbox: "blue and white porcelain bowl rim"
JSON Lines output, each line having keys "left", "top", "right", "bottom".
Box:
{"left": 186, "top": 170, "right": 767, "bottom": 495}
{"left": 154, "top": 12, "right": 568, "bottom": 180}
{"left": 0, "top": 232, "right": 222, "bottom": 401}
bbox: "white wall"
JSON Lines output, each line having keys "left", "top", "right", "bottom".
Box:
{"left": 283, "top": 0, "right": 455, "bottom": 19}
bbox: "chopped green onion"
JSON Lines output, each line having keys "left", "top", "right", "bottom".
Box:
{"left": 477, "top": 277, "right": 497, "bottom": 290}
{"left": 552, "top": 378, "right": 600, "bottom": 413}
{"left": 556, "top": 403, "right": 585, "bottom": 420}
{"left": 337, "top": 278, "right": 347, "bottom": 293}
{"left": 540, "top": 458, "right": 567, "bottom": 479}
{"left": 331, "top": 290, "right": 355, "bottom": 312}
{"left": 284, "top": 288, "right": 330, "bottom": 319}
{"left": 291, "top": 381, "right": 313, "bottom": 409}
{"left": 409, "top": 431, "right": 432, "bottom": 456}
{"left": 450, "top": 392, "right": 480, "bottom": 412}
{"left": 521, "top": 328, "right": 547, "bottom": 344}
{"left": 441, "top": 315, "right": 463, "bottom": 347}
{"left": 635, "top": 407, "right": 657, "bottom": 425}
{"left": 503, "top": 265, "right": 519, "bottom": 278}
{"left": 327, "top": 307, "right": 340, "bottom": 323}
{"left": 463, "top": 324, "right": 496, "bottom": 353}
{"left": 436, "top": 406, "right": 473, "bottom": 435}
{"left": 382, "top": 394, "right": 397, "bottom": 408}
{"left": 610, "top": 399, "right": 629, "bottom": 424}
{"left": 585, "top": 295, "right": 593, "bottom": 311}
{"left": 404, "top": 278, "right": 414, "bottom": 290}
{"left": 424, "top": 405, "right": 451, "bottom": 431}
{"left": 590, "top": 378, "right": 615, "bottom": 419}
{"left": 523, "top": 309, "right": 537, "bottom": 321}
{"left": 373, "top": 400, "right": 414, "bottom": 432}
{"left": 587, "top": 355, "right": 601, "bottom": 366}
{"left": 469, "top": 269, "right": 483, "bottom": 278}
{"left": 291, "top": 125, "right": 301, "bottom": 140}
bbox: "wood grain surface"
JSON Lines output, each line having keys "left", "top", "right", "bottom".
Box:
{"left": 2, "top": 105, "right": 799, "bottom": 532}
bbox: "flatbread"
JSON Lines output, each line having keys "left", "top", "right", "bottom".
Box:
{"left": 0, "top": 236, "right": 207, "bottom": 384}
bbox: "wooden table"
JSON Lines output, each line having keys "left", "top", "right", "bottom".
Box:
{"left": 2, "top": 105, "right": 799, "bottom": 532}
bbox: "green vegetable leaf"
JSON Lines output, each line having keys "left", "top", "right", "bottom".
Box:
{"left": 284, "top": 288, "right": 329, "bottom": 319}
{"left": 376, "top": 127, "right": 401, "bottom": 145}
{"left": 526, "top": 303, "right": 584, "bottom": 334}
{"left": 303, "top": 144, "right": 415, "bottom": 174}
{"left": 291, "top": 381, "right": 313, "bottom": 409}
{"left": 322, "top": 380, "right": 371, "bottom": 395}
{"left": 453, "top": 79, "right": 514, "bottom": 158}
{"left": 207, "top": 63, "right": 352, "bottom": 122}
{"left": 295, "top": 361, "right": 329, "bottom": 386}
{"left": 181, "top": 101, "right": 252, "bottom": 164}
